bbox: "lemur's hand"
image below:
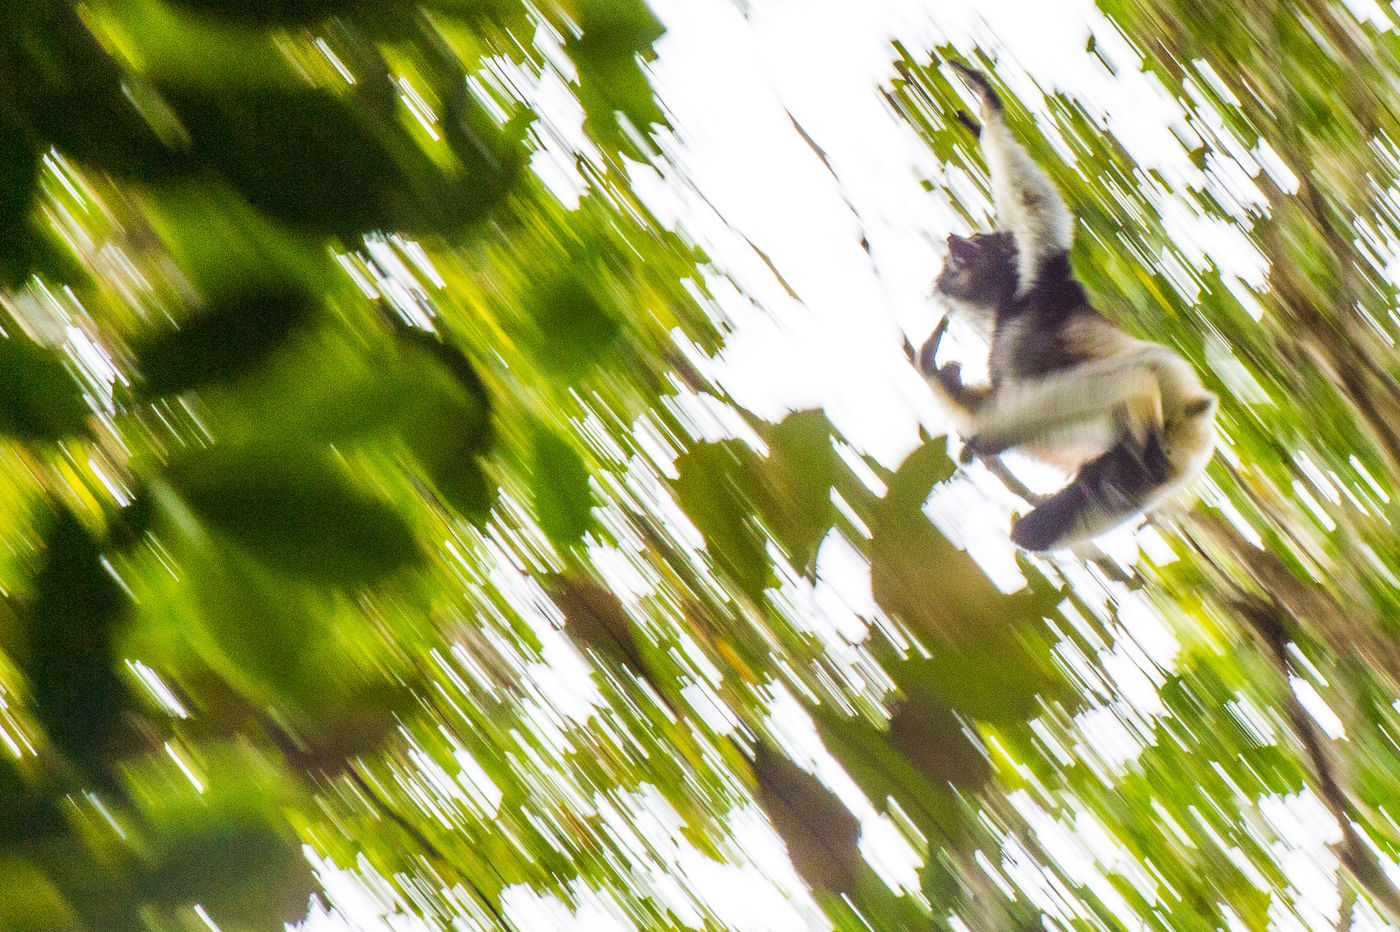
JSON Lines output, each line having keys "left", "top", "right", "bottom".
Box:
{"left": 916, "top": 317, "right": 951, "bottom": 376}
{"left": 949, "top": 61, "right": 1003, "bottom": 117}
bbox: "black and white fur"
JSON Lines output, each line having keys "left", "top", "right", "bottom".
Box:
{"left": 919, "top": 63, "right": 1217, "bottom": 552}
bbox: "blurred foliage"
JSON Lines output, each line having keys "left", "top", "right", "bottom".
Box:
{"left": 1, "top": 0, "right": 1400, "bottom": 929}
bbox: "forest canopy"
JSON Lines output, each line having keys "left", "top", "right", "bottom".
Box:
{"left": 2, "top": 0, "right": 1400, "bottom": 930}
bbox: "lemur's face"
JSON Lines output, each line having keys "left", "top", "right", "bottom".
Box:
{"left": 935, "top": 232, "right": 1016, "bottom": 306}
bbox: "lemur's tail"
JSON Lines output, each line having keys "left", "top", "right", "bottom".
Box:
{"left": 1011, "top": 436, "right": 1168, "bottom": 551}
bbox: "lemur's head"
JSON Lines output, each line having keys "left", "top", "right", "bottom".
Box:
{"left": 935, "top": 232, "right": 1017, "bottom": 308}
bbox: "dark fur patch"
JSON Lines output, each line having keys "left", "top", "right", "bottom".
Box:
{"left": 1012, "top": 433, "right": 1171, "bottom": 550}
{"left": 1011, "top": 253, "right": 1087, "bottom": 326}
{"left": 993, "top": 250, "right": 1099, "bottom": 379}
{"left": 973, "top": 231, "right": 1015, "bottom": 257}
{"left": 1003, "top": 325, "right": 1085, "bottom": 378}
{"left": 1080, "top": 437, "right": 1165, "bottom": 500}
{"left": 950, "top": 62, "right": 1003, "bottom": 112}
{"left": 1011, "top": 484, "right": 1088, "bottom": 551}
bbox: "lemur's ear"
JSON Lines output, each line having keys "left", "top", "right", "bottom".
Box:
{"left": 1184, "top": 395, "right": 1216, "bottom": 418}
{"left": 947, "top": 234, "right": 975, "bottom": 258}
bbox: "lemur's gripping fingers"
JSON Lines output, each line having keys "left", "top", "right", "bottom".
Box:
{"left": 917, "top": 317, "right": 951, "bottom": 376}
{"left": 949, "top": 61, "right": 1003, "bottom": 115}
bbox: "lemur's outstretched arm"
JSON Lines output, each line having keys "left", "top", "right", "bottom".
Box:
{"left": 950, "top": 62, "right": 1074, "bottom": 294}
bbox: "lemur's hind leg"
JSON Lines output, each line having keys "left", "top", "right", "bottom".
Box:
{"left": 1010, "top": 429, "right": 1171, "bottom": 551}
{"left": 950, "top": 62, "right": 1075, "bottom": 293}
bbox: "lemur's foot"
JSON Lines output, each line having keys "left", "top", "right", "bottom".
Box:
{"left": 949, "top": 61, "right": 1002, "bottom": 114}
{"left": 954, "top": 109, "right": 982, "bottom": 138}
{"left": 963, "top": 433, "right": 1008, "bottom": 461}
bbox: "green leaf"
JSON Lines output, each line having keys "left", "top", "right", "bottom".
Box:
{"left": 0, "top": 857, "right": 75, "bottom": 932}
{"left": 140, "top": 181, "right": 331, "bottom": 300}
{"left": 0, "top": 333, "right": 90, "bottom": 441}
{"left": 671, "top": 441, "right": 774, "bottom": 603}
{"left": 893, "top": 627, "right": 1072, "bottom": 726}
{"left": 564, "top": 0, "right": 668, "bottom": 159}
{"left": 426, "top": 0, "right": 530, "bottom": 30}
{"left": 133, "top": 282, "right": 318, "bottom": 397}
{"left": 427, "top": 453, "right": 495, "bottom": 524}
{"left": 237, "top": 328, "right": 497, "bottom": 523}
{"left": 881, "top": 437, "right": 956, "bottom": 514}
{"left": 572, "top": 52, "right": 667, "bottom": 159}
{"left": 185, "top": 550, "right": 324, "bottom": 703}
{"left": 162, "top": 0, "right": 365, "bottom": 24}
{"left": 145, "top": 822, "right": 314, "bottom": 924}
{"left": 22, "top": 508, "right": 130, "bottom": 777}
{"left": 4, "top": 2, "right": 190, "bottom": 180}
{"left": 759, "top": 410, "right": 838, "bottom": 575}
{"left": 525, "top": 272, "right": 621, "bottom": 379}
{"left": 437, "top": 79, "right": 533, "bottom": 200}
{"left": 812, "top": 707, "right": 966, "bottom": 837}
{"left": 574, "top": 0, "right": 666, "bottom": 49}
{"left": 393, "top": 327, "right": 493, "bottom": 454}
{"left": 164, "top": 444, "right": 421, "bottom": 585}
{"left": 134, "top": 747, "right": 319, "bottom": 927}
{"left": 0, "top": 757, "right": 66, "bottom": 845}
{"left": 277, "top": 332, "right": 489, "bottom": 449}
{"left": 531, "top": 427, "right": 594, "bottom": 550}
{"left": 866, "top": 440, "right": 1058, "bottom": 643}
{"left": 352, "top": 330, "right": 496, "bottom": 521}
{"left": 162, "top": 87, "right": 412, "bottom": 236}
{"left": 160, "top": 83, "right": 520, "bottom": 237}
{"left": 0, "top": 111, "right": 41, "bottom": 288}
{"left": 16, "top": 220, "right": 92, "bottom": 290}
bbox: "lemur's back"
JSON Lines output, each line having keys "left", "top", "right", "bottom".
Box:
{"left": 989, "top": 254, "right": 1126, "bottom": 383}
